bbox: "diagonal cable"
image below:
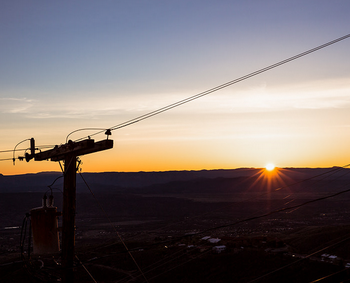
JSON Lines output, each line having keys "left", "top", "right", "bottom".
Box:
{"left": 248, "top": 233, "right": 350, "bottom": 282}
{"left": 69, "top": 33, "right": 350, "bottom": 142}
{"left": 78, "top": 170, "right": 149, "bottom": 283}
{"left": 75, "top": 255, "right": 98, "bottom": 283}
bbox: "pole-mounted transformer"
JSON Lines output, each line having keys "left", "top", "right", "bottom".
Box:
{"left": 30, "top": 194, "right": 61, "bottom": 255}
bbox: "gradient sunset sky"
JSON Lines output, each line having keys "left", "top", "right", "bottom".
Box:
{"left": 1, "top": 1, "right": 350, "bottom": 175}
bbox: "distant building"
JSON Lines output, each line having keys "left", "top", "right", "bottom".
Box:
{"left": 212, "top": 245, "right": 226, "bottom": 253}
{"left": 321, "top": 253, "right": 330, "bottom": 261}
{"left": 201, "top": 236, "right": 222, "bottom": 244}
{"left": 201, "top": 236, "right": 211, "bottom": 241}
{"left": 321, "top": 253, "right": 338, "bottom": 263}
{"left": 208, "top": 238, "right": 221, "bottom": 244}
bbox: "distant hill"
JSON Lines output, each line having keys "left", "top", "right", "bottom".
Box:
{"left": 1, "top": 167, "right": 350, "bottom": 193}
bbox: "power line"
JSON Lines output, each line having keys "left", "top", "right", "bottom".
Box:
{"left": 116, "top": 248, "right": 197, "bottom": 283}
{"left": 0, "top": 144, "right": 55, "bottom": 163}
{"left": 77, "top": 166, "right": 149, "bottom": 283}
{"left": 121, "top": 179, "right": 350, "bottom": 254}
{"left": 0, "top": 158, "right": 14, "bottom": 162}
{"left": 83, "top": 165, "right": 350, "bottom": 259}
{"left": 248, "top": 233, "right": 350, "bottom": 282}
{"left": 127, "top": 179, "right": 350, "bottom": 282}
{"left": 0, "top": 148, "right": 30, "bottom": 154}
{"left": 68, "top": 33, "right": 350, "bottom": 142}
{"left": 146, "top": 249, "right": 212, "bottom": 282}
{"left": 121, "top": 166, "right": 350, "bottom": 250}
{"left": 65, "top": 128, "right": 108, "bottom": 143}
{"left": 309, "top": 268, "right": 349, "bottom": 283}
{"left": 196, "top": 185, "right": 350, "bottom": 236}
{"left": 0, "top": 145, "right": 55, "bottom": 154}
{"left": 86, "top": 164, "right": 350, "bottom": 256}
{"left": 275, "top": 165, "right": 350, "bottom": 192}
{"left": 75, "top": 255, "right": 98, "bottom": 283}
{"left": 65, "top": 165, "right": 350, "bottom": 281}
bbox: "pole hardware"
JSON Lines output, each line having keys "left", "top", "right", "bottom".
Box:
{"left": 25, "top": 138, "right": 36, "bottom": 162}
{"left": 30, "top": 138, "right": 113, "bottom": 282}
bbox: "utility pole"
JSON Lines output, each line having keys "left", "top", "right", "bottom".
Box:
{"left": 62, "top": 152, "right": 76, "bottom": 282}
{"left": 30, "top": 137, "right": 113, "bottom": 283}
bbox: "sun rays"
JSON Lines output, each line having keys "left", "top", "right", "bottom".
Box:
{"left": 247, "top": 166, "right": 294, "bottom": 195}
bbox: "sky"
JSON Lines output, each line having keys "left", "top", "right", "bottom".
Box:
{"left": 1, "top": 0, "right": 350, "bottom": 175}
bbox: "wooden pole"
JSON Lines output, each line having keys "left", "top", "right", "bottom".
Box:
{"left": 62, "top": 153, "right": 77, "bottom": 283}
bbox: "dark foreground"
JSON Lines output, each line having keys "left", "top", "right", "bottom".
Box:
{"left": 1, "top": 168, "right": 350, "bottom": 282}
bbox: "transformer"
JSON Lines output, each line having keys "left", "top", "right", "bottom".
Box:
{"left": 30, "top": 195, "right": 60, "bottom": 255}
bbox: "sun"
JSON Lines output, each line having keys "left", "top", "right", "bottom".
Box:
{"left": 265, "top": 163, "right": 275, "bottom": 171}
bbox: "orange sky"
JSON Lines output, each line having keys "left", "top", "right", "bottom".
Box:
{"left": 1, "top": 1, "right": 350, "bottom": 175}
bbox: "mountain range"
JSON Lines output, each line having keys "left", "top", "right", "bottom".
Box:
{"left": 1, "top": 167, "right": 349, "bottom": 194}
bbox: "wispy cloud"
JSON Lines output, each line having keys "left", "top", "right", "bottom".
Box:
{"left": 2, "top": 78, "right": 349, "bottom": 121}
{"left": 0, "top": 97, "right": 34, "bottom": 114}
{"left": 195, "top": 80, "right": 350, "bottom": 113}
